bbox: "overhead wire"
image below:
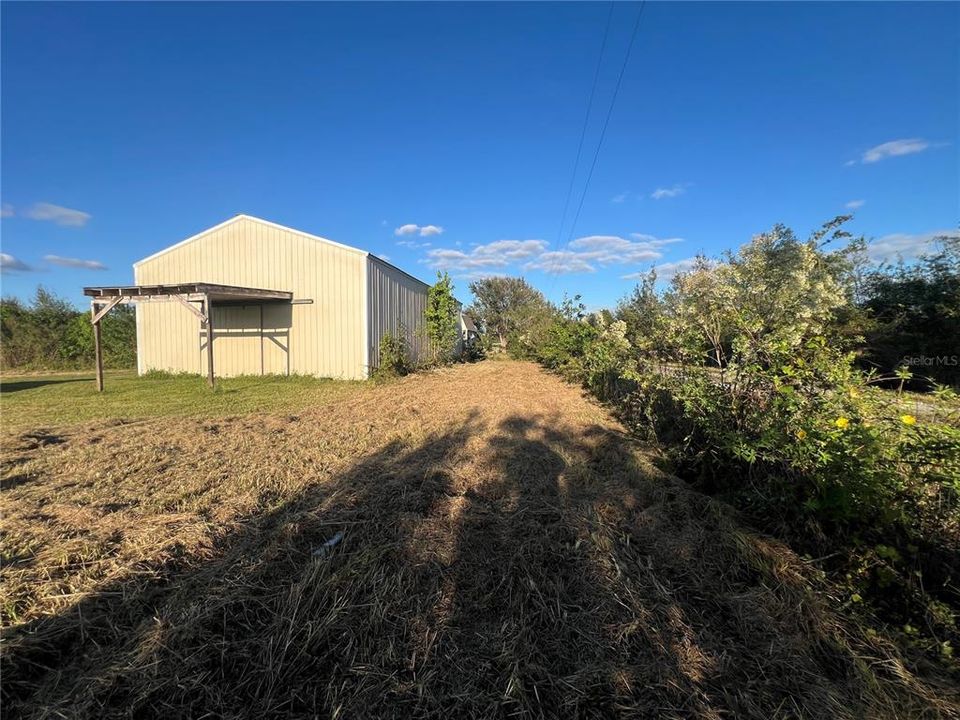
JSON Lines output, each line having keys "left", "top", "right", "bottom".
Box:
{"left": 545, "top": 0, "right": 649, "bottom": 290}
{"left": 553, "top": 2, "right": 615, "bottom": 251}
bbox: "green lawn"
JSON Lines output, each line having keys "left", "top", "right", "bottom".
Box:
{"left": 0, "top": 370, "right": 366, "bottom": 431}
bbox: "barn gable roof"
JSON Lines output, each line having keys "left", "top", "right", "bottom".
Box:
{"left": 133, "top": 214, "right": 432, "bottom": 290}
{"left": 134, "top": 214, "right": 367, "bottom": 267}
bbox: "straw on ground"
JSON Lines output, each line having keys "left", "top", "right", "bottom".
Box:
{"left": 2, "top": 361, "right": 957, "bottom": 718}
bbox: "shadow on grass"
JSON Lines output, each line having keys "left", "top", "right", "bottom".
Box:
{"left": 0, "top": 377, "right": 91, "bottom": 394}
{"left": 2, "top": 412, "right": 955, "bottom": 718}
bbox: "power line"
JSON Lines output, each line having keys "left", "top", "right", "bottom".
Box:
{"left": 546, "top": 0, "right": 648, "bottom": 287}
{"left": 553, "top": 2, "right": 615, "bottom": 251}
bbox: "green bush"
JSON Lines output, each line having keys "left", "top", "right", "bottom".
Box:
{"left": 1, "top": 287, "right": 136, "bottom": 371}
{"left": 860, "top": 236, "right": 960, "bottom": 387}
{"left": 460, "top": 335, "right": 486, "bottom": 363}
{"left": 527, "top": 220, "right": 960, "bottom": 665}
{"left": 425, "top": 271, "right": 460, "bottom": 365}
{"left": 581, "top": 318, "right": 639, "bottom": 402}
{"left": 535, "top": 295, "right": 595, "bottom": 376}
{"left": 373, "top": 331, "right": 411, "bottom": 380}
{"left": 468, "top": 276, "right": 551, "bottom": 355}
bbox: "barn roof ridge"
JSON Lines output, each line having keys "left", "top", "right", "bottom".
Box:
{"left": 132, "top": 214, "right": 432, "bottom": 289}
{"left": 133, "top": 214, "right": 369, "bottom": 267}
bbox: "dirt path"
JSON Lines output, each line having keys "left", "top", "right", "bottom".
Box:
{"left": 2, "top": 361, "right": 956, "bottom": 718}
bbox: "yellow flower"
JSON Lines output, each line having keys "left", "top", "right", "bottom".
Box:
{"left": 835, "top": 417, "right": 849, "bottom": 430}
{"left": 900, "top": 414, "right": 917, "bottom": 426}
{"left": 796, "top": 429, "right": 807, "bottom": 440}
{"left": 849, "top": 388, "right": 860, "bottom": 398}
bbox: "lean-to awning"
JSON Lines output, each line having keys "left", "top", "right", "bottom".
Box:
{"left": 83, "top": 283, "right": 295, "bottom": 391}
{"left": 84, "top": 282, "right": 293, "bottom": 303}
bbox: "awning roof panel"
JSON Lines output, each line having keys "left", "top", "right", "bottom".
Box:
{"left": 83, "top": 282, "right": 293, "bottom": 302}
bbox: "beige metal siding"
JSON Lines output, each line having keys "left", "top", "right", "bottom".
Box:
{"left": 204, "top": 305, "right": 261, "bottom": 377}
{"left": 367, "top": 256, "right": 429, "bottom": 370}
{"left": 134, "top": 216, "right": 368, "bottom": 380}
{"left": 262, "top": 303, "right": 292, "bottom": 375}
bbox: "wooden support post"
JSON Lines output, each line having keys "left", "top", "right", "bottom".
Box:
{"left": 92, "top": 303, "right": 105, "bottom": 392}
{"left": 205, "top": 295, "right": 215, "bottom": 388}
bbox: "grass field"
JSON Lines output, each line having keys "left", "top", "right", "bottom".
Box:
{"left": 1, "top": 370, "right": 364, "bottom": 431}
{"left": 2, "top": 361, "right": 957, "bottom": 718}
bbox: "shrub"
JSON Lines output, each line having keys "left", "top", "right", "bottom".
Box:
{"left": 374, "top": 331, "right": 411, "bottom": 380}
{"left": 535, "top": 295, "right": 595, "bottom": 377}
{"left": 581, "top": 318, "right": 638, "bottom": 402}
{"left": 860, "top": 235, "right": 960, "bottom": 387}
{"left": 527, "top": 219, "right": 960, "bottom": 665}
{"left": 425, "top": 271, "right": 460, "bottom": 365}
{"left": 1, "top": 287, "right": 136, "bottom": 370}
{"left": 460, "top": 334, "right": 486, "bottom": 363}
{"left": 60, "top": 306, "right": 137, "bottom": 368}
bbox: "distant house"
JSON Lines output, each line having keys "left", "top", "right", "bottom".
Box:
{"left": 130, "top": 214, "right": 430, "bottom": 380}
{"left": 460, "top": 313, "right": 479, "bottom": 342}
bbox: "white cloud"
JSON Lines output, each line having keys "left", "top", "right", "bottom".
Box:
{"left": 425, "top": 249, "right": 472, "bottom": 267}
{"left": 651, "top": 183, "right": 688, "bottom": 200}
{"left": 630, "top": 233, "right": 684, "bottom": 246}
{"left": 1, "top": 203, "right": 14, "bottom": 218}
{"left": 43, "top": 255, "right": 107, "bottom": 270}
{"left": 1, "top": 253, "right": 32, "bottom": 272}
{"left": 396, "top": 239, "right": 432, "bottom": 249}
{"left": 457, "top": 270, "right": 512, "bottom": 282}
{"left": 859, "top": 138, "right": 931, "bottom": 164}
{"left": 424, "top": 232, "right": 684, "bottom": 276}
{"left": 395, "top": 223, "right": 444, "bottom": 237}
{"left": 622, "top": 256, "right": 701, "bottom": 282}
{"left": 376, "top": 254, "right": 391, "bottom": 262}
{"left": 569, "top": 234, "right": 683, "bottom": 265}
{"left": 394, "top": 223, "right": 420, "bottom": 236}
{"left": 610, "top": 191, "right": 629, "bottom": 204}
{"left": 425, "top": 239, "right": 548, "bottom": 271}
{"left": 845, "top": 199, "right": 865, "bottom": 210}
{"left": 525, "top": 251, "right": 595, "bottom": 274}
{"left": 24, "top": 202, "right": 91, "bottom": 227}
{"left": 473, "top": 239, "right": 547, "bottom": 262}
{"left": 865, "top": 230, "right": 957, "bottom": 264}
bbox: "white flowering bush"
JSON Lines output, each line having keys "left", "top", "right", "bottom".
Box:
{"left": 582, "top": 318, "right": 639, "bottom": 400}
{"left": 532, "top": 219, "right": 960, "bottom": 665}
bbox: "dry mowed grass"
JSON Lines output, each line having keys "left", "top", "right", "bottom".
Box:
{"left": 2, "top": 361, "right": 957, "bottom": 719}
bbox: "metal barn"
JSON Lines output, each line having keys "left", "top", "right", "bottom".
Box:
{"left": 86, "top": 215, "right": 430, "bottom": 385}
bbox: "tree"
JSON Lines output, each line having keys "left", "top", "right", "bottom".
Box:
{"left": 860, "top": 234, "right": 960, "bottom": 386}
{"left": 616, "top": 268, "right": 663, "bottom": 353}
{"left": 60, "top": 304, "right": 137, "bottom": 367}
{"left": 537, "top": 294, "right": 595, "bottom": 372}
{"left": 662, "top": 256, "right": 732, "bottom": 368}
{"left": 0, "top": 286, "right": 136, "bottom": 370}
{"left": 467, "top": 276, "right": 550, "bottom": 353}
{"left": 715, "top": 222, "right": 851, "bottom": 367}
{"left": 425, "top": 271, "right": 460, "bottom": 364}
{"left": 1, "top": 287, "right": 76, "bottom": 369}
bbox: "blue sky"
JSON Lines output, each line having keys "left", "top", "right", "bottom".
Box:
{"left": 2, "top": 1, "right": 957, "bottom": 309}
